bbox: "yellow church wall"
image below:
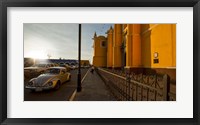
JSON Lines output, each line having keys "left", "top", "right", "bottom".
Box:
{"left": 125, "top": 24, "right": 133, "bottom": 67}
{"left": 93, "top": 56, "right": 107, "bottom": 67}
{"left": 141, "top": 24, "right": 152, "bottom": 67}
{"left": 140, "top": 24, "right": 176, "bottom": 68}
{"left": 125, "top": 24, "right": 142, "bottom": 68}
{"left": 92, "top": 36, "right": 107, "bottom": 67}
{"left": 93, "top": 24, "right": 176, "bottom": 69}
{"left": 107, "top": 27, "right": 113, "bottom": 67}
{"left": 94, "top": 43, "right": 107, "bottom": 57}
{"left": 172, "top": 25, "right": 176, "bottom": 67}
{"left": 113, "top": 24, "right": 123, "bottom": 68}
{"left": 92, "top": 24, "right": 176, "bottom": 98}
{"left": 92, "top": 24, "right": 176, "bottom": 100}
{"left": 131, "top": 24, "right": 142, "bottom": 67}
{"left": 150, "top": 24, "right": 176, "bottom": 68}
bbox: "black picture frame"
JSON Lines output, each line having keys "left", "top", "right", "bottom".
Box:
{"left": 0, "top": 0, "right": 199, "bottom": 125}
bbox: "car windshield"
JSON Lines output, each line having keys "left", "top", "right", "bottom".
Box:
{"left": 60, "top": 64, "right": 65, "bottom": 67}
{"left": 32, "top": 64, "right": 46, "bottom": 67}
{"left": 45, "top": 69, "right": 60, "bottom": 74}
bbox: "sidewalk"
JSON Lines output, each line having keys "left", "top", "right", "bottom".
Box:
{"left": 73, "top": 69, "right": 116, "bottom": 101}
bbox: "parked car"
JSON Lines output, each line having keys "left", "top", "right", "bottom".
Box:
{"left": 53, "top": 63, "right": 59, "bottom": 67}
{"left": 59, "top": 64, "right": 71, "bottom": 72}
{"left": 24, "top": 63, "right": 54, "bottom": 80}
{"left": 70, "top": 65, "right": 76, "bottom": 70}
{"left": 25, "top": 63, "right": 52, "bottom": 73}
{"left": 26, "top": 67, "right": 71, "bottom": 92}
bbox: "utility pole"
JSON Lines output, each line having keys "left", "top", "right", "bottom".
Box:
{"left": 77, "top": 24, "right": 82, "bottom": 92}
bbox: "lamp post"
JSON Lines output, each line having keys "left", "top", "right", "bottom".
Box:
{"left": 77, "top": 24, "right": 82, "bottom": 92}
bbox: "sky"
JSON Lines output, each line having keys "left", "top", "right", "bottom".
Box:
{"left": 24, "top": 23, "right": 113, "bottom": 64}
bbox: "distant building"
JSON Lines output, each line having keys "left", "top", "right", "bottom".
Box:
{"left": 81, "top": 60, "right": 90, "bottom": 66}
{"left": 35, "top": 59, "right": 78, "bottom": 65}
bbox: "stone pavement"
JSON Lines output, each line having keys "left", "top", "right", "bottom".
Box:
{"left": 73, "top": 68, "right": 116, "bottom": 101}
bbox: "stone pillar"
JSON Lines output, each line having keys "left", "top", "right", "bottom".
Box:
{"left": 126, "top": 24, "right": 133, "bottom": 67}
{"left": 113, "top": 24, "right": 123, "bottom": 68}
{"left": 131, "top": 24, "right": 141, "bottom": 67}
{"left": 107, "top": 26, "right": 113, "bottom": 68}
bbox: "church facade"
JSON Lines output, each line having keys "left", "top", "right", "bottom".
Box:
{"left": 92, "top": 24, "right": 176, "bottom": 81}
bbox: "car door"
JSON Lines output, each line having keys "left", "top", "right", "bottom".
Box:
{"left": 60, "top": 69, "right": 67, "bottom": 83}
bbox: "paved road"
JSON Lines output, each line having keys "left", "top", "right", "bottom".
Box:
{"left": 24, "top": 68, "right": 89, "bottom": 101}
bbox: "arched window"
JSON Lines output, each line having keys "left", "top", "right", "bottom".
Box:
{"left": 101, "top": 41, "right": 106, "bottom": 47}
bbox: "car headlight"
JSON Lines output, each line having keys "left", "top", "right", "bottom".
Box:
{"left": 27, "top": 81, "right": 34, "bottom": 86}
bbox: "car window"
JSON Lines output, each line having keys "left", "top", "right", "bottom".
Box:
{"left": 61, "top": 69, "right": 66, "bottom": 74}
{"left": 45, "top": 69, "right": 60, "bottom": 74}
{"left": 32, "top": 64, "right": 46, "bottom": 67}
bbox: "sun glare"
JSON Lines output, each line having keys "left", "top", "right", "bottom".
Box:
{"left": 27, "top": 50, "right": 47, "bottom": 59}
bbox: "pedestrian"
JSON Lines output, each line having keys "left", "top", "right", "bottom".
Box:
{"left": 90, "top": 66, "right": 94, "bottom": 74}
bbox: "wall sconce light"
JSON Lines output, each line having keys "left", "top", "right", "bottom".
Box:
{"left": 154, "top": 52, "right": 158, "bottom": 58}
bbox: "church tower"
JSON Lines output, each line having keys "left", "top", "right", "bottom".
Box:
{"left": 92, "top": 32, "right": 107, "bottom": 67}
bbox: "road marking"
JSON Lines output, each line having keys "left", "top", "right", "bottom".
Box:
{"left": 69, "top": 90, "right": 77, "bottom": 101}
{"left": 68, "top": 68, "right": 90, "bottom": 101}
{"left": 81, "top": 68, "right": 90, "bottom": 83}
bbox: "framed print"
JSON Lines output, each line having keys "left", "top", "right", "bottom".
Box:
{"left": 0, "top": 0, "right": 199, "bottom": 125}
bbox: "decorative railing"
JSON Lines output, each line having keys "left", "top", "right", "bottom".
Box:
{"left": 96, "top": 68, "right": 170, "bottom": 101}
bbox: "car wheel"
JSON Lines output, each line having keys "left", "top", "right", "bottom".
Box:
{"left": 54, "top": 81, "right": 61, "bottom": 90}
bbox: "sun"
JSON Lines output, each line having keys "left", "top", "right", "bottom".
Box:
{"left": 27, "top": 50, "right": 47, "bottom": 59}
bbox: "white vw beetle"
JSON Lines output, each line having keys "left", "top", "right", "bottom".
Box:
{"left": 26, "top": 67, "right": 71, "bottom": 92}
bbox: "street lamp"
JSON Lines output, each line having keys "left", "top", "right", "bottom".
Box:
{"left": 77, "top": 24, "right": 82, "bottom": 92}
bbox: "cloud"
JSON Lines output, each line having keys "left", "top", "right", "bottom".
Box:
{"left": 24, "top": 23, "right": 113, "bottom": 62}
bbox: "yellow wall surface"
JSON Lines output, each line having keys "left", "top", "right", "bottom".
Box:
{"left": 125, "top": 24, "right": 132, "bottom": 67}
{"left": 131, "top": 24, "right": 142, "bottom": 67}
{"left": 92, "top": 36, "right": 107, "bottom": 67}
{"left": 150, "top": 24, "right": 176, "bottom": 68}
{"left": 93, "top": 56, "right": 107, "bottom": 67}
{"left": 140, "top": 24, "right": 176, "bottom": 68}
{"left": 172, "top": 25, "right": 176, "bottom": 67}
{"left": 141, "top": 24, "right": 152, "bottom": 67}
{"left": 113, "top": 24, "right": 123, "bottom": 68}
{"left": 107, "top": 27, "right": 113, "bottom": 67}
{"left": 125, "top": 24, "right": 142, "bottom": 68}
